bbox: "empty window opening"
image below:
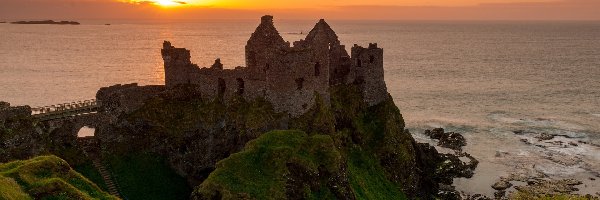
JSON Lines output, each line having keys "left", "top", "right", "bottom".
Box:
{"left": 236, "top": 78, "right": 245, "bottom": 95}
{"left": 218, "top": 78, "right": 226, "bottom": 97}
{"left": 369, "top": 55, "right": 375, "bottom": 64}
{"left": 357, "top": 59, "right": 362, "bottom": 67}
{"left": 314, "top": 62, "right": 321, "bottom": 76}
{"left": 296, "top": 78, "right": 305, "bottom": 90}
{"left": 77, "top": 126, "right": 95, "bottom": 138}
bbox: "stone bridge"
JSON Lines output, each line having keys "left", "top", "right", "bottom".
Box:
{"left": 31, "top": 99, "right": 101, "bottom": 121}
{"left": 27, "top": 99, "right": 122, "bottom": 196}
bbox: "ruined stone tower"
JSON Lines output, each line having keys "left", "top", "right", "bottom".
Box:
{"left": 161, "top": 15, "right": 388, "bottom": 116}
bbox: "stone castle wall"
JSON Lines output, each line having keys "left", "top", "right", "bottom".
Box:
{"left": 351, "top": 43, "right": 388, "bottom": 106}
{"left": 161, "top": 15, "right": 388, "bottom": 116}
{"left": 0, "top": 102, "right": 31, "bottom": 124}
{"left": 96, "top": 83, "right": 165, "bottom": 115}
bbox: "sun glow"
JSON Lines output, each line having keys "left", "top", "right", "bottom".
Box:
{"left": 121, "top": 0, "right": 193, "bottom": 7}
{"left": 156, "top": 0, "right": 180, "bottom": 6}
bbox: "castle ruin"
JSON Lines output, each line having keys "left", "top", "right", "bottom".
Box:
{"left": 161, "top": 15, "right": 388, "bottom": 116}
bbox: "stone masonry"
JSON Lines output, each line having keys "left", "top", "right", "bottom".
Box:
{"left": 161, "top": 15, "right": 388, "bottom": 116}
{"left": 0, "top": 102, "right": 31, "bottom": 124}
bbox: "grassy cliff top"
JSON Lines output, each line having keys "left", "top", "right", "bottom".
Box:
{"left": 194, "top": 130, "right": 343, "bottom": 199}
{"left": 0, "top": 155, "right": 118, "bottom": 200}
{"left": 193, "top": 130, "right": 407, "bottom": 200}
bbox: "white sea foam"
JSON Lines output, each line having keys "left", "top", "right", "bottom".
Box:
{"left": 487, "top": 112, "right": 524, "bottom": 124}
{"left": 516, "top": 150, "right": 530, "bottom": 156}
{"left": 488, "top": 112, "right": 587, "bottom": 131}
{"left": 531, "top": 119, "right": 586, "bottom": 131}
{"left": 534, "top": 163, "right": 586, "bottom": 176}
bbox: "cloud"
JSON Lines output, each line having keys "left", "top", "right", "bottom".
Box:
{"left": 132, "top": 1, "right": 155, "bottom": 5}
{"left": 479, "top": 0, "right": 600, "bottom": 7}
{"left": 130, "top": 1, "right": 187, "bottom": 5}
{"left": 0, "top": 0, "right": 598, "bottom": 20}
{"left": 325, "top": 0, "right": 600, "bottom": 20}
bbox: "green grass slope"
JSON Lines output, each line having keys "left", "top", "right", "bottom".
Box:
{"left": 0, "top": 176, "right": 31, "bottom": 200}
{"left": 193, "top": 130, "right": 345, "bottom": 200}
{"left": 193, "top": 129, "right": 408, "bottom": 200}
{"left": 347, "top": 148, "right": 406, "bottom": 200}
{"left": 0, "top": 155, "right": 118, "bottom": 200}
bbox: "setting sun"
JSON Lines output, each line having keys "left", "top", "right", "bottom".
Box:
{"left": 120, "top": 0, "right": 191, "bottom": 7}
{"left": 156, "top": 0, "right": 179, "bottom": 6}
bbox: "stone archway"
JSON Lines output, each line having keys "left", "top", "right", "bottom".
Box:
{"left": 41, "top": 113, "right": 106, "bottom": 146}
{"left": 77, "top": 126, "right": 96, "bottom": 138}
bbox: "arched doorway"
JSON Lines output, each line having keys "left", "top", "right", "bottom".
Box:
{"left": 77, "top": 126, "right": 96, "bottom": 138}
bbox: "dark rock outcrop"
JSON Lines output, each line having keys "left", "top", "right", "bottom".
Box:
{"left": 535, "top": 132, "right": 555, "bottom": 141}
{"left": 491, "top": 180, "right": 513, "bottom": 190}
{"left": 413, "top": 141, "right": 479, "bottom": 198}
{"left": 424, "top": 128, "right": 467, "bottom": 151}
{"left": 511, "top": 178, "right": 584, "bottom": 198}
{"left": 1, "top": 102, "right": 44, "bottom": 162}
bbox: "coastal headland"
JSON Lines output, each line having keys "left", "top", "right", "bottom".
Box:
{"left": 1, "top": 16, "right": 598, "bottom": 200}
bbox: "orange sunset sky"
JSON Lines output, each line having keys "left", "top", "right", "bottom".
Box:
{"left": 1, "top": 0, "right": 599, "bottom": 20}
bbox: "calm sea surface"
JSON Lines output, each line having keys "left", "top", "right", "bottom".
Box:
{"left": 1, "top": 20, "right": 599, "bottom": 195}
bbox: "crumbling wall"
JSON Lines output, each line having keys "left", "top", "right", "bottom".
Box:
{"left": 0, "top": 102, "right": 44, "bottom": 163}
{"left": 160, "top": 15, "right": 389, "bottom": 116}
{"left": 96, "top": 83, "right": 165, "bottom": 115}
{"left": 0, "top": 102, "right": 31, "bottom": 124}
{"left": 351, "top": 43, "right": 388, "bottom": 106}
{"left": 264, "top": 47, "right": 330, "bottom": 116}
{"left": 162, "top": 42, "right": 198, "bottom": 87}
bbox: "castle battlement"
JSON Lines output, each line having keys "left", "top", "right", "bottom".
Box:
{"left": 161, "top": 15, "right": 388, "bottom": 116}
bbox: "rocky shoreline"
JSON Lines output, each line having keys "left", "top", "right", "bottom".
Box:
{"left": 488, "top": 130, "right": 600, "bottom": 199}
{"left": 419, "top": 127, "right": 600, "bottom": 199}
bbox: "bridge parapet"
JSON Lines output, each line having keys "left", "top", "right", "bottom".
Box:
{"left": 31, "top": 99, "right": 101, "bottom": 121}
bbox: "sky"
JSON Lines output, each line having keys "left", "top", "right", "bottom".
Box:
{"left": 1, "top": 0, "right": 599, "bottom": 20}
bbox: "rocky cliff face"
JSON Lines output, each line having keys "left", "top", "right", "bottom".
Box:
{"left": 91, "top": 84, "right": 464, "bottom": 199}
{"left": 97, "top": 85, "right": 289, "bottom": 185}
{"left": 1, "top": 82, "right": 475, "bottom": 199}
{"left": 0, "top": 102, "right": 45, "bottom": 162}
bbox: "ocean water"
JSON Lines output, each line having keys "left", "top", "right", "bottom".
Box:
{"left": 1, "top": 20, "right": 599, "bottom": 195}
